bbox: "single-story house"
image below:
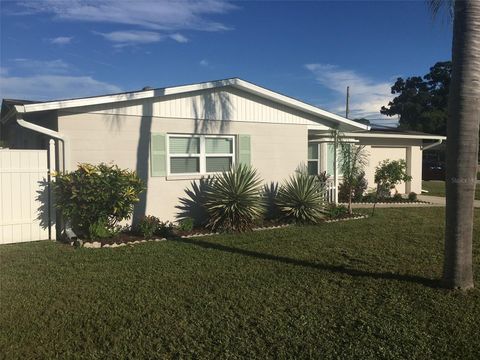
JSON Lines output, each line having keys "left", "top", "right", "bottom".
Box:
{"left": 1, "top": 78, "right": 445, "bottom": 222}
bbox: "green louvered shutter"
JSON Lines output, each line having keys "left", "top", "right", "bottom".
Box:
{"left": 151, "top": 133, "right": 166, "bottom": 176}
{"left": 238, "top": 135, "right": 251, "bottom": 166}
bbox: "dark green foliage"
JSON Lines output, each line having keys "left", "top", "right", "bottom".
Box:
{"left": 362, "top": 192, "right": 377, "bottom": 203}
{"left": 338, "top": 172, "right": 368, "bottom": 202}
{"left": 393, "top": 193, "right": 403, "bottom": 201}
{"left": 88, "top": 218, "right": 121, "bottom": 240}
{"left": 137, "top": 215, "right": 160, "bottom": 239}
{"left": 157, "top": 221, "right": 175, "bottom": 238}
{"left": 53, "top": 163, "right": 144, "bottom": 239}
{"left": 408, "top": 192, "right": 418, "bottom": 201}
{"left": 381, "top": 61, "right": 451, "bottom": 135}
{"left": 177, "top": 218, "right": 194, "bottom": 232}
{"left": 374, "top": 159, "right": 412, "bottom": 195}
{"left": 262, "top": 182, "right": 281, "bottom": 221}
{"left": 324, "top": 203, "right": 349, "bottom": 219}
{"left": 1, "top": 208, "right": 480, "bottom": 359}
{"left": 205, "top": 164, "right": 264, "bottom": 232}
{"left": 276, "top": 171, "right": 325, "bottom": 224}
{"left": 176, "top": 177, "right": 214, "bottom": 228}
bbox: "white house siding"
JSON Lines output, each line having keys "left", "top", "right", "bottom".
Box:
{"left": 62, "top": 86, "right": 332, "bottom": 129}
{"left": 57, "top": 110, "right": 308, "bottom": 221}
{"left": 357, "top": 138, "right": 423, "bottom": 195}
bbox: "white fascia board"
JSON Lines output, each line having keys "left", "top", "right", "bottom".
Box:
{"left": 342, "top": 132, "right": 447, "bottom": 140}
{"left": 13, "top": 77, "right": 368, "bottom": 131}
{"left": 15, "top": 79, "right": 235, "bottom": 113}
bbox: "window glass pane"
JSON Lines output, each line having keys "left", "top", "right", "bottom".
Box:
{"left": 206, "top": 138, "right": 233, "bottom": 154}
{"left": 327, "top": 144, "right": 343, "bottom": 176}
{"left": 308, "top": 161, "right": 318, "bottom": 176}
{"left": 206, "top": 157, "right": 232, "bottom": 172}
{"left": 170, "top": 157, "right": 199, "bottom": 173}
{"left": 169, "top": 137, "right": 200, "bottom": 154}
{"left": 308, "top": 143, "right": 318, "bottom": 159}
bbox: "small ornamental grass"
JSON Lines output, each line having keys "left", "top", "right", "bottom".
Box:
{"left": 205, "top": 164, "right": 264, "bottom": 232}
{"left": 276, "top": 172, "right": 325, "bottom": 224}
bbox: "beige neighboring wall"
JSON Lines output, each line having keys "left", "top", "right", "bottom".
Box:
{"left": 358, "top": 137, "right": 423, "bottom": 194}
{"left": 58, "top": 111, "right": 307, "bottom": 221}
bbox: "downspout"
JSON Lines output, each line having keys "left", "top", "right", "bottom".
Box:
{"left": 422, "top": 139, "right": 443, "bottom": 151}
{"left": 14, "top": 105, "right": 70, "bottom": 172}
{"left": 14, "top": 106, "right": 76, "bottom": 242}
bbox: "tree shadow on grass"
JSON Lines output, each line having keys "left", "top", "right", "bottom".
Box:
{"left": 174, "top": 237, "right": 440, "bottom": 289}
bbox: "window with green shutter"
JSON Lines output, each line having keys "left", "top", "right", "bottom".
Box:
{"left": 166, "top": 134, "right": 235, "bottom": 175}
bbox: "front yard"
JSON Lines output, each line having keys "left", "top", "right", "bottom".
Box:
{"left": 423, "top": 180, "right": 480, "bottom": 199}
{"left": 1, "top": 208, "right": 479, "bottom": 359}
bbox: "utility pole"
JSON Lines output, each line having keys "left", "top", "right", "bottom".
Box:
{"left": 345, "top": 86, "right": 350, "bottom": 119}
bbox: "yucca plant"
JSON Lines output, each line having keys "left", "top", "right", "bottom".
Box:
{"left": 205, "top": 163, "right": 264, "bottom": 232}
{"left": 276, "top": 171, "right": 325, "bottom": 224}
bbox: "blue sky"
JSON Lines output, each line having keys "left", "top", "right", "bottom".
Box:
{"left": 0, "top": 0, "right": 452, "bottom": 121}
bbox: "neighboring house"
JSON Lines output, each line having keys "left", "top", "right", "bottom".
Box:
{"left": 1, "top": 78, "right": 445, "bottom": 221}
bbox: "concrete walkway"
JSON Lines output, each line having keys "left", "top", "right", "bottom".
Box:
{"left": 350, "top": 195, "right": 480, "bottom": 208}
{"left": 417, "top": 195, "right": 480, "bottom": 208}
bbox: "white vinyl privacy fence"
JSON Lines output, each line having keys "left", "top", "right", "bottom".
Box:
{"left": 0, "top": 148, "right": 54, "bottom": 244}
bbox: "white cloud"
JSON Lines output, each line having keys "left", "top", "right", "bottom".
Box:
{"left": 305, "top": 63, "right": 393, "bottom": 119}
{"left": 169, "top": 33, "right": 189, "bottom": 43}
{"left": 12, "top": 58, "right": 71, "bottom": 74}
{"left": 199, "top": 59, "right": 209, "bottom": 67}
{"left": 18, "top": 0, "right": 236, "bottom": 31}
{"left": 0, "top": 74, "right": 121, "bottom": 100}
{"left": 49, "top": 36, "right": 73, "bottom": 45}
{"left": 96, "top": 30, "right": 164, "bottom": 46}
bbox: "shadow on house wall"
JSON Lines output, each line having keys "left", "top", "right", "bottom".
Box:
{"left": 132, "top": 87, "right": 233, "bottom": 223}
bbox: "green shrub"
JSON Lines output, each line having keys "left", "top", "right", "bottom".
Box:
{"left": 276, "top": 172, "right": 325, "bottom": 224}
{"left": 338, "top": 172, "right": 368, "bottom": 203}
{"left": 176, "top": 177, "right": 214, "bottom": 228}
{"left": 362, "top": 192, "right": 377, "bottom": 203}
{"left": 89, "top": 218, "right": 119, "bottom": 240}
{"left": 205, "top": 164, "right": 264, "bottom": 232}
{"left": 408, "top": 192, "right": 418, "bottom": 201}
{"left": 262, "top": 182, "right": 281, "bottom": 221}
{"left": 393, "top": 193, "right": 403, "bottom": 201}
{"left": 324, "top": 203, "right": 349, "bottom": 219}
{"left": 138, "top": 215, "right": 160, "bottom": 239}
{"left": 177, "top": 218, "right": 194, "bottom": 232}
{"left": 158, "top": 221, "right": 175, "bottom": 238}
{"left": 53, "top": 163, "right": 144, "bottom": 239}
{"left": 374, "top": 159, "right": 412, "bottom": 196}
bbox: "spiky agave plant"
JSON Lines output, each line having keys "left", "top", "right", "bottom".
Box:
{"left": 205, "top": 163, "right": 264, "bottom": 232}
{"left": 276, "top": 172, "right": 325, "bottom": 224}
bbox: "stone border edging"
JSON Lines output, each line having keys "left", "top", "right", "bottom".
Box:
{"left": 325, "top": 214, "right": 368, "bottom": 223}
{"left": 341, "top": 201, "right": 431, "bottom": 205}
{"left": 76, "top": 216, "right": 368, "bottom": 249}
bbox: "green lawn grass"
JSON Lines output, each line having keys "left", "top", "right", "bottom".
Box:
{"left": 423, "top": 180, "right": 480, "bottom": 200}
{"left": 1, "top": 208, "right": 479, "bottom": 359}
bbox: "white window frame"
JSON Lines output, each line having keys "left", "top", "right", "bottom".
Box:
{"left": 308, "top": 143, "right": 320, "bottom": 175}
{"left": 167, "top": 134, "right": 235, "bottom": 176}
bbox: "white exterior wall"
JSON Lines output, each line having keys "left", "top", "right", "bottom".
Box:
{"left": 357, "top": 138, "right": 423, "bottom": 194}
{"left": 58, "top": 112, "right": 308, "bottom": 221}
{"left": 65, "top": 87, "right": 331, "bottom": 128}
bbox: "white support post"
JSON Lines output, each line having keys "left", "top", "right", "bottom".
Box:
{"left": 333, "top": 130, "right": 338, "bottom": 204}
{"left": 48, "top": 139, "right": 56, "bottom": 240}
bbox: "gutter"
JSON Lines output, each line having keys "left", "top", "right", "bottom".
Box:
{"left": 14, "top": 105, "right": 70, "bottom": 172}
{"left": 422, "top": 139, "right": 443, "bottom": 151}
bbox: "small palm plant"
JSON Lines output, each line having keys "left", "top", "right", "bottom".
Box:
{"left": 205, "top": 163, "right": 264, "bottom": 232}
{"left": 276, "top": 171, "right": 325, "bottom": 224}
